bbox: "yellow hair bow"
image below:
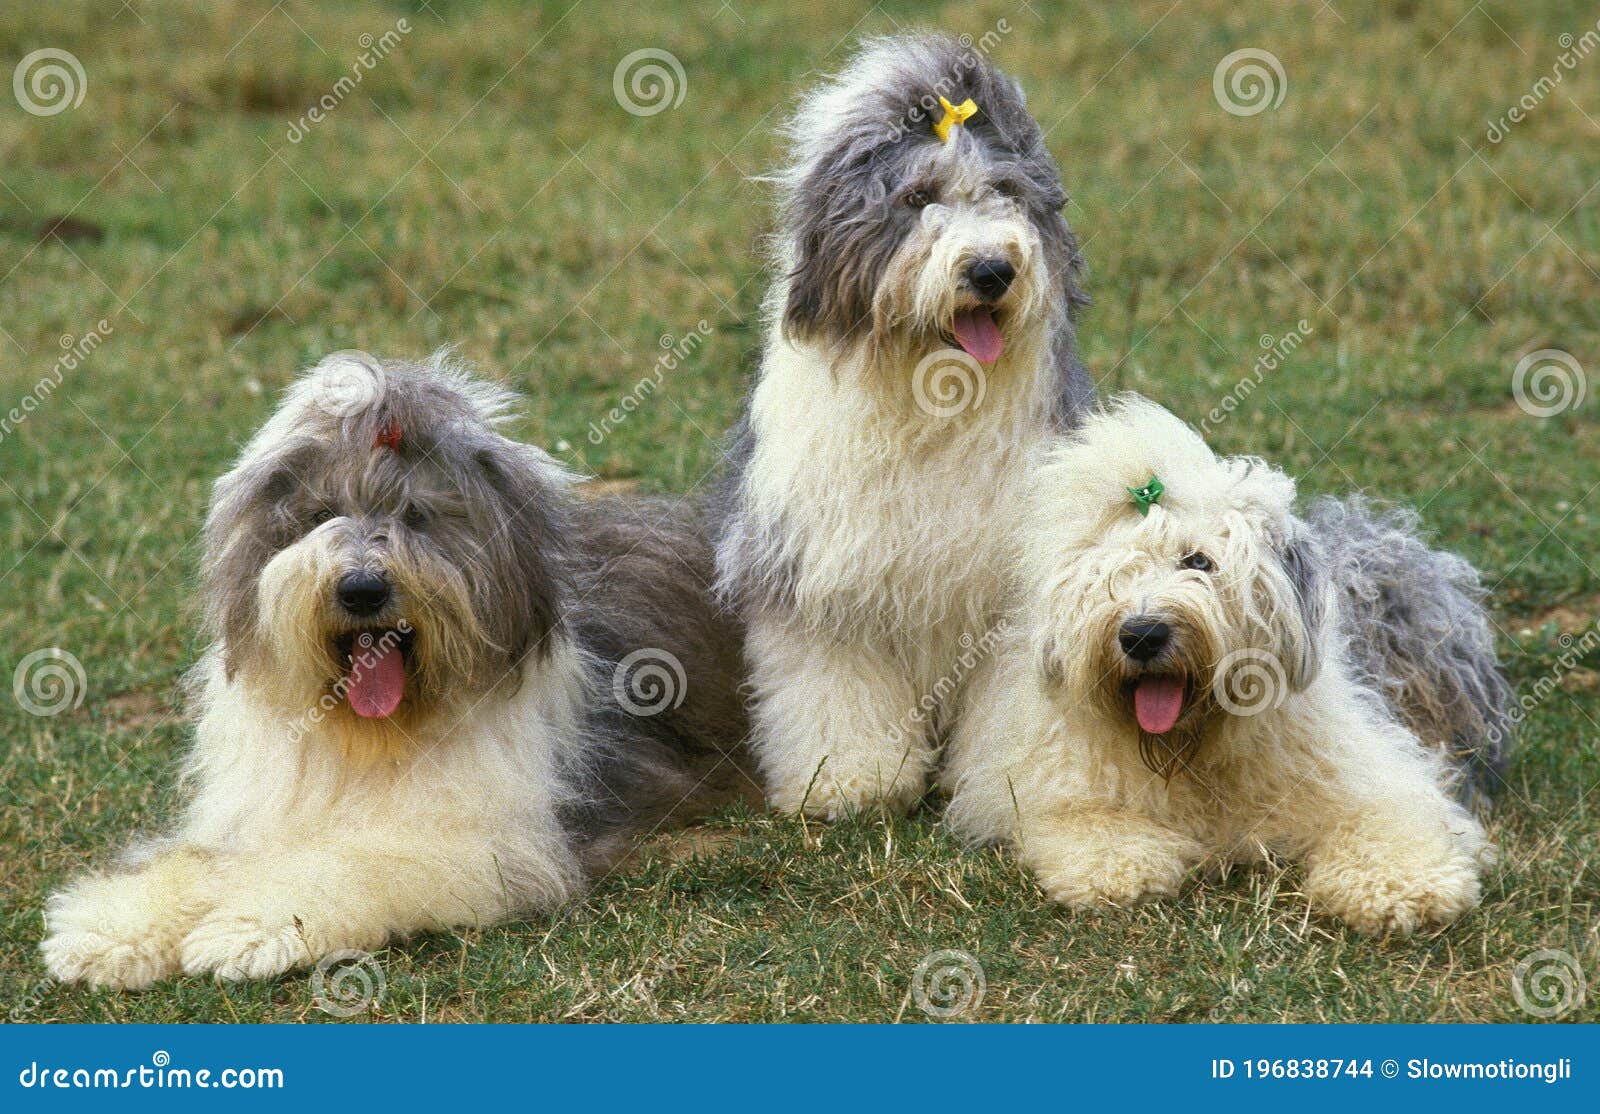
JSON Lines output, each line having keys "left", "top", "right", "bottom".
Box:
{"left": 933, "top": 96, "right": 977, "bottom": 143}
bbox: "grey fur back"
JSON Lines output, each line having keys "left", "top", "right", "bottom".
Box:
{"left": 561, "top": 496, "right": 758, "bottom": 872}
{"left": 1308, "top": 495, "right": 1512, "bottom": 796}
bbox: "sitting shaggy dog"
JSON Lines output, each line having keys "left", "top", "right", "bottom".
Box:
{"left": 944, "top": 396, "right": 1510, "bottom": 934}
{"left": 43, "top": 353, "right": 752, "bottom": 987}
{"left": 713, "top": 33, "right": 1092, "bottom": 817}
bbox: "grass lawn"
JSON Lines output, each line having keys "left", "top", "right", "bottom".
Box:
{"left": 1, "top": 0, "right": 1597, "bottom": 1023}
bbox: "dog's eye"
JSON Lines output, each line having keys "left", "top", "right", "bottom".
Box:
{"left": 994, "top": 179, "right": 1023, "bottom": 200}
{"left": 903, "top": 187, "right": 932, "bottom": 210}
{"left": 310, "top": 507, "right": 337, "bottom": 526}
{"left": 1179, "top": 552, "right": 1214, "bottom": 572}
{"left": 403, "top": 504, "right": 429, "bottom": 530}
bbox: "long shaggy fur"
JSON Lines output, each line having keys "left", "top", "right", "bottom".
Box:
{"left": 943, "top": 396, "right": 1504, "bottom": 935}
{"left": 712, "top": 33, "right": 1092, "bottom": 817}
{"left": 42, "top": 353, "right": 753, "bottom": 989}
{"left": 1306, "top": 495, "right": 1512, "bottom": 796}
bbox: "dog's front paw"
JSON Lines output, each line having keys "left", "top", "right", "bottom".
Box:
{"left": 1307, "top": 844, "right": 1484, "bottom": 935}
{"left": 42, "top": 873, "right": 194, "bottom": 990}
{"left": 42, "top": 925, "right": 175, "bottom": 991}
{"left": 1024, "top": 823, "right": 1195, "bottom": 909}
{"left": 180, "top": 913, "right": 312, "bottom": 982}
{"left": 770, "top": 753, "right": 930, "bottom": 820}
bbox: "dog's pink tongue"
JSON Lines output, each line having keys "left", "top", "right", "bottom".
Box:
{"left": 953, "top": 307, "right": 1004, "bottom": 364}
{"left": 347, "top": 637, "right": 404, "bottom": 719}
{"left": 1134, "top": 677, "right": 1185, "bottom": 735}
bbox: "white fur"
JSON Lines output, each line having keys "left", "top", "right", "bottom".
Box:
{"left": 734, "top": 276, "right": 1057, "bottom": 817}
{"left": 943, "top": 396, "right": 1492, "bottom": 934}
{"left": 42, "top": 643, "right": 589, "bottom": 989}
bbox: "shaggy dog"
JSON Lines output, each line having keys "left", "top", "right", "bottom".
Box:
{"left": 713, "top": 33, "right": 1092, "bottom": 817}
{"left": 43, "top": 353, "right": 752, "bottom": 988}
{"left": 944, "top": 396, "right": 1510, "bottom": 934}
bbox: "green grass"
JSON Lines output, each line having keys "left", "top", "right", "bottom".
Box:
{"left": 2, "top": 0, "right": 1597, "bottom": 1023}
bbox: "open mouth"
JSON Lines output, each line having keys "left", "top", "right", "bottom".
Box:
{"left": 334, "top": 627, "right": 414, "bottom": 719}
{"left": 949, "top": 305, "right": 1005, "bottom": 364}
{"left": 1123, "top": 674, "right": 1193, "bottom": 736}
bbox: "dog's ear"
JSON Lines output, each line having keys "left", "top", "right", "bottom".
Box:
{"left": 201, "top": 448, "right": 312, "bottom": 678}
{"left": 780, "top": 144, "right": 898, "bottom": 346}
{"left": 470, "top": 439, "right": 566, "bottom": 673}
{"left": 1271, "top": 522, "right": 1329, "bottom": 690}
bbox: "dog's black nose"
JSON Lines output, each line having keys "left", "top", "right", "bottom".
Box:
{"left": 1118, "top": 618, "right": 1171, "bottom": 662}
{"left": 967, "top": 258, "right": 1015, "bottom": 301}
{"left": 336, "top": 570, "right": 391, "bottom": 617}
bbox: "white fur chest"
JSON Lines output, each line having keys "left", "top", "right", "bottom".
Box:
{"left": 743, "top": 339, "right": 1046, "bottom": 654}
